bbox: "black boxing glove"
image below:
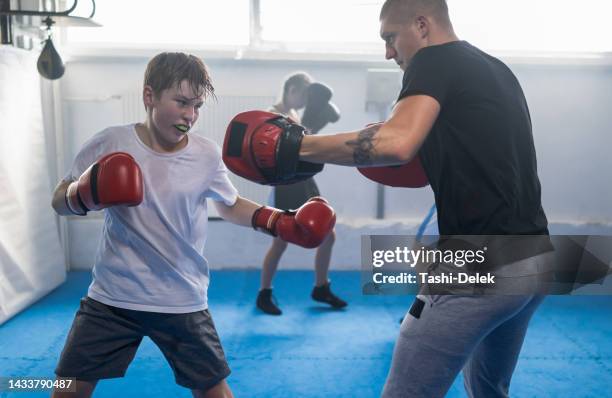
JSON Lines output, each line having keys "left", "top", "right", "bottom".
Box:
{"left": 301, "top": 82, "right": 341, "bottom": 134}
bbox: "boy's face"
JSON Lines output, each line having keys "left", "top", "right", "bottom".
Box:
{"left": 145, "top": 79, "right": 204, "bottom": 146}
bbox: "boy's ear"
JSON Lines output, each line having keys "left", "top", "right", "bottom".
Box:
{"left": 143, "top": 85, "right": 155, "bottom": 109}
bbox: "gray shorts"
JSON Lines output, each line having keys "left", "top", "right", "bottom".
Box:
{"left": 382, "top": 252, "right": 551, "bottom": 398}
{"left": 55, "top": 297, "right": 230, "bottom": 390}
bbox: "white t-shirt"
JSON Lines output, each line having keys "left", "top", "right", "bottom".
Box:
{"left": 65, "top": 124, "right": 238, "bottom": 313}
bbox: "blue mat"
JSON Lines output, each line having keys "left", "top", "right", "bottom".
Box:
{"left": 1, "top": 271, "right": 611, "bottom": 397}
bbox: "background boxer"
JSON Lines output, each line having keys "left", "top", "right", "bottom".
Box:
{"left": 255, "top": 72, "right": 347, "bottom": 315}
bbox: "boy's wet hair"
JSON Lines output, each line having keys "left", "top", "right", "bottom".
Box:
{"left": 144, "top": 52, "right": 215, "bottom": 100}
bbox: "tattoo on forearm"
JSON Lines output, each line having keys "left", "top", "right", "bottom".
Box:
{"left": 346, "top": 124, "right": 380, "bottom": 165}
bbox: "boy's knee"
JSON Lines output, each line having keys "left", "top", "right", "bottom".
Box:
{"left": 192, "top": 379, "right": 233, "bottom": 398}
{"left": 51, "top": 379, "right": 97, "bottom": 398}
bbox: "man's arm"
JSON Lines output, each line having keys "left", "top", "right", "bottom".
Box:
{"left": 299, "top": 95, "right": 440, "bottom": 166}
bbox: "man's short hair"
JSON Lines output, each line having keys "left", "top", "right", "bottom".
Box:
{"left": 144, "top": 52, "right": 215, "bottom": 99}
{"left": 380, "top": 0, "right": 450, "bottom": 26}
{"left": 282, "top": 72, "right": 313, "bottom": 102}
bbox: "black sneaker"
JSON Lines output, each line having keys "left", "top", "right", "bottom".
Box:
{"left": 311, "top": 282, "right": 348, "bottom": 309}
{"left": 256, "top": 288, "right": 282, "bottom": 315}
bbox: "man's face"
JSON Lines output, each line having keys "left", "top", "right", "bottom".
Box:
{"left": 148, "top": 79, "right": 204, "bottom": 146}
{"left": 380, "top": 14, "right": 424, "bottom": 71}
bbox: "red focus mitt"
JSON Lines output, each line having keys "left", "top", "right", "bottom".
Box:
{"left": 357, "top": 155, "right": 428, "bottom": 188}
{"left": 223, "top": 110, "right": 323, "bottom": 185}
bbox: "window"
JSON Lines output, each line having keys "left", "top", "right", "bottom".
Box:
{"left": 449, "top": 0, "right": 612, "bottom": 53}
{"left": 258, "top": 0, "right": 612, "bottom": 54}
{"left": 64, "top": 0, "right": 612, "bottom": 55}
{"left": 66, "top": 0, "right": 250, "bottom": 47}
{"left": 260, "top": 0, "right": 383, "bottom": 46}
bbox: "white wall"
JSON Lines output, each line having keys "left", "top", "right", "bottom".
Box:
{"left": 513, "top": 64, "right": 612, "bottom": 223}
{"left": 53, "top": 55, "right": 612, "bottom": 269}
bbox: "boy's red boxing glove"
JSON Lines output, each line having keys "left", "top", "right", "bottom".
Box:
{"left": 252, "top": 197, "right": 336, "bottom": 248}
{"left": 66, "top": 152, "right": 144, "bottom": 215}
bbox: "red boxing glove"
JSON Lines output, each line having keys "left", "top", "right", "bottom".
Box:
{"left": 358, "top": 155, "right": 428, "bottom": 188}
{"left": 223, "top": 110, "right": 324, "bottom": 185}
{"left": 66, "top": 152, "right": 144, "bottom": 215}
{"left": 252, "top": 197, "right": 336, "bottom": 248}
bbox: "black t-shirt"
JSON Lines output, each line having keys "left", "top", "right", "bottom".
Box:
{"left": 398, "top": 41, "right": 549, "bottom": 236}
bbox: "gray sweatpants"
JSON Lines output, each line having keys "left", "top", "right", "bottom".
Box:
{"left": 381, "top": 253, "right": 552, "bottom": 398}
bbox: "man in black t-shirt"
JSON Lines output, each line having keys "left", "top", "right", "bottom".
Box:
{"left": 295, "top": 0, "right": 552, "bottom": 397}
{"left": 221, "top": 0, "right": 553, "bottom": 395}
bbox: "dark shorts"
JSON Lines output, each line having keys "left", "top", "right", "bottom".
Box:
{"left": 55, "top": 297, "right": 230, "bottom": 390}
{"left": 274, "top": 177, "right": 320, "bottom": 210}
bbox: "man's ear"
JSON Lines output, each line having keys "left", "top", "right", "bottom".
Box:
{"left": 143, "top": 85, "right": 155, "bottom": 110}
{"left": 415, "top": 16, "right": 429, "bottom": 39}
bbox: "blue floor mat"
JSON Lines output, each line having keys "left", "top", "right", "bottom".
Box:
{"left": 1, "top": 271, "right": 611, "bottom": 397}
